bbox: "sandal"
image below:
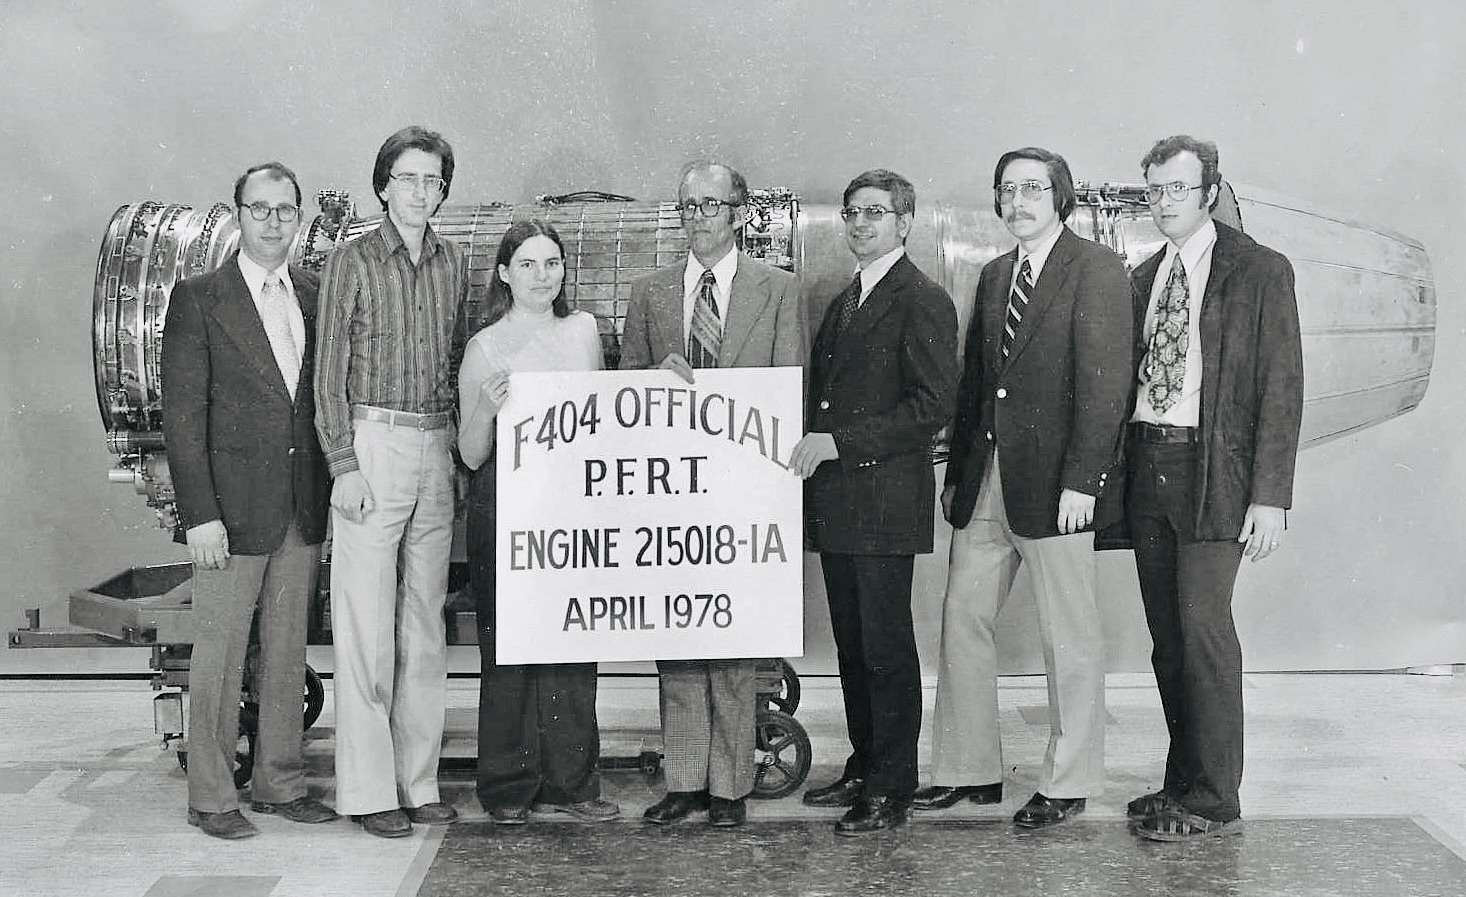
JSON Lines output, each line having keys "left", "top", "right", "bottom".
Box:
{"left": 1135, "top": 806, "right": 1243, "bottom": 841}
{"left": 1125, "top": 790, "right": 1176, "bottom": 820}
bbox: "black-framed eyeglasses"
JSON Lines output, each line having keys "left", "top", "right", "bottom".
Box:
{"left": 994, "top": 181, "right": 1053, "bottom": 203}
{"left": 839, "top": 205, "right": 899, "bottom": 222}
{"left": 389, "top": 172, "right": 447, "bottom": 194}
{"left": 1145, "top": 182, "right": 1207, "bottom": 204}
{"left": 676, "top": 197, "right": 740, "bottom": 219}
{"left": 240, "top": 202, "right": 300, "bottom": 223}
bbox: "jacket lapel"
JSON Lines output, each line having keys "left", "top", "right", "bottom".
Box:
{"left": 206, "top": 253, "right": 292, "bottom": 402}
{"left": 1001, "top": 227, "right": 1076, "bottom": 370}
{"left": 984, "top": 250, "right": 1015, "bottom": 374}
{"left": 1198, "top": 224, "right": 1242, "bottom": 435}
{"left": 652, "top": 267, "right": 686, "bottom": 360}
{"left": 719, "top": 253, "right": 767, "bottom": 365}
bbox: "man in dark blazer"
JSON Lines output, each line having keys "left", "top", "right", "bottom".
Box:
{"left": 621, "top": 161, "right": 805, "bottom": 829}
{"left": 916, "top": 147, "right": 1132, "bottom": 828}
{"left": 1121, "top": 136, "right": 1303, "bottom": 841}
{"left": 162, "top": 162, "right": 336, "bottom": 840}
{"left": 790, "top": 169, "right": 959, "bottom": 835}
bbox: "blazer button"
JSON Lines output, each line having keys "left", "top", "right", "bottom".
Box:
{"left": 819, "top": 400, "right": 831, "bottom": 411}
{"left": 996, "top": 388, "right": 1008, "bottom": 399}
{"left": 985, "top": 430, "right": 994, "bottom": 441}
{"left": 287, "top": 447, "right": 297, "bottom": 456}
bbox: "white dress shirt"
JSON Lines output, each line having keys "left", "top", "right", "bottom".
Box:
{"left": 1132, "top": 218, "right": 1218, "bottom": 427}
{"left": 681, "top": 247, "right": 737, "bottom": 344}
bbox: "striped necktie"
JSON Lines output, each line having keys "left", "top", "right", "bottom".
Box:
{"left": 259, "top": 275, "right": 302, "bottom": 398}
{"left": 1000, "top": 258, "right": 1033, "bottom": 359}
{"left": 688, "top": 268, "right": 721, "bottom": 368}
{"left": 1145, "top": 259, "right": 1190, "bottom": 412}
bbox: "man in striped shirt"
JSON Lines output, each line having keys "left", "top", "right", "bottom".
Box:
{"left": 314, "top": 126, "right": 467, "bottom": 839}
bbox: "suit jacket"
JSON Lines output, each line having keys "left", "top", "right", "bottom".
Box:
{"left": 945, "top": 226, "right": 1133, "bottom": 538}
{"left": 619, "top": 251, "right": 805, "bottom": 370}
{"left": 161, "top": 253, "right": 330, "bottom": 554}
{"left": 805, "top": 253, "right": 959, "bottom": 555}
{"left": 1120, "top": 221, "right": 1304, "bottom": 542}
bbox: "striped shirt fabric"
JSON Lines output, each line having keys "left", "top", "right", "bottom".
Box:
{"left": 314, "top": 216, "right": 467, "bottom": 476}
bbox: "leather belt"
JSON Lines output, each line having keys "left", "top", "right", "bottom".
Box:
{"left": 352, "top": 404, "right": 452, "bottom": 431}
{"left": 1131, "top": 421, "right": 1198, "bottom": 445}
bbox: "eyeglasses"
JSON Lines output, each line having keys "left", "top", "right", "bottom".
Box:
{"left": 676, "top": 197, "right": 740, "bottom": 219}
{"left": 240, "top": 202, "right": 300, "bottom": 223}
{"left": 839, "top": 206, "right": 899, "bottom": 222}
{"left": 994, "top": 181, "right": 1053, "bottom": 203}
{"left": 1145, "top": 182, "right": 1207, "bottom": 204}
{"left": 389, "top": 172, "right": 447, "bottom": 194}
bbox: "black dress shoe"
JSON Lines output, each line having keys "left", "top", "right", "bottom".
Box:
{"left": 403, "top": 801, "right": 458, "bottom": 825}
{"left": 352, "top": 808, "right": 413, "bottom": 838}
{"left": 1013, "top": 792, "right": 1086, "bottom": 828}
{"left": 709, "top": 796, "right": 746, "bottom": 828}
{"left": 1126, "top": 790, "right": 1174, "bottom": 820}
{"left": 801, "top": 776, "right": 864, "bottom": 807}
{"left": 642, "top": 790, "right": 710, "bottom": 825}
{"left": 250, "top": 795, "right": 340, "bottom": 824}
{"left": 187, "top": 808, "right": 259, "bottom": 840}
{"left": 834, "top": 795, "right": 909, "bottom": 836}
{"left": 911, "top": 783, "right": 1003, "bottom": 811}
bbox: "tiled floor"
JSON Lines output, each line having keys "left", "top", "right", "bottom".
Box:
{"left": 2, "top": 671, "right": 1464, "bottom": 896}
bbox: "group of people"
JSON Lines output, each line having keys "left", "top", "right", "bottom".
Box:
{"left": 160, "top": 125, "right": 1302, "bottom": 847}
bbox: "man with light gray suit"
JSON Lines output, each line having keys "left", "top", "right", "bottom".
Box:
{"left": 620, "top": 160, "right": 805, "bottom": 828}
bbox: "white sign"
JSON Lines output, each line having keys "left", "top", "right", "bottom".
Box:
{"left": 495, "top": 367, "right": 804, "bottom": 664}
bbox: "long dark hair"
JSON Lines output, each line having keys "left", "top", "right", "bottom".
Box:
{"left": 483, "top": 219, "right": 572, "bottom": 327}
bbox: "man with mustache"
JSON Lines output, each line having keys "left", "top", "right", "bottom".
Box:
{"left": 315, "top": 127, "right": 467, "bottom": 838}
{"left": 621, "top": 160, "right": 805, "bottom": 829}
{"left": 915, "top": 147, "right": 1131, "bottom": 827}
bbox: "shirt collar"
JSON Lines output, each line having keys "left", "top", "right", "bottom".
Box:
{"left": 369, "top": 214, "right": 444, "bottom": 261}
{"left": 236, "top": 251, "right": 291, "bottom": 296}
{"left": 854, "top": 245, "right": 906, "bottom": 296}
{"left": 1017, "top": 224, "right": 1064, "bottom": 280}
{"left": 684, "top": 248, "right": 738, "bottom": 296}
{"left": 1167, "top": 217, "right": 1218, "bottom": 271}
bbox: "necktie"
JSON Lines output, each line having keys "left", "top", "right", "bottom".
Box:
{"left": 1146, "top": 259, "right": 1190, "bottom": 413}
{"left": 834, "top": 273, "right": 862, "bottom": 337}
{"left": 688, "top": 268, "right": 721, "bottom": 369}
{"left": 259, "top": 275, "right": 302, "bottom": 398}
{"left": 1000, "top": 258, "right": 1033, "bottom": 359}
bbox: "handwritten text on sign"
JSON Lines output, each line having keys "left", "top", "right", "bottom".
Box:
{"left": 495, "top": 367, "right": 804, "bottom": 664}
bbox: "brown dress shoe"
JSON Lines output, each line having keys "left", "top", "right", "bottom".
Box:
{"left": 708, "top": 796, "right": 746, "bottom": 828}
{"left": 352, "top": 808, "right": 413, "bottom": 838}
{"left": 911, "top": 783, "right": 1003, "bottom": 811}
{"left": 834, "top": 795, "right": 909, "bottom": 836}
{"left": 403, "top": 802, "right": 458, "bottom": 825}
{"left": 250, "top": 796, "right": 340, "bottom": 824}
{"left": 643, "top": 791, "right": 710, "bottom": 824}
{"left": 1013, "top": 792, "right": 1086, "bottom": 828}
{"left": 801, "top": 776, "right": 864, "bottom": 807}
{"left": 188, "top": 808, "right": 259, "bottom": 840}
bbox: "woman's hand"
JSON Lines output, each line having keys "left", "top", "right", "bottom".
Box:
{"left": 480, "top": 369, "right": 511, "bottom": 416}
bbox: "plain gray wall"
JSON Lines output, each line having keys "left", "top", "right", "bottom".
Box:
{"left": 2, "top": 1, "right": 1462, "bottom": 674}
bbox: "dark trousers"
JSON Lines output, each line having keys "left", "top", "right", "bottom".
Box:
{"left": 819, "top": 552, "right": 920, "bottom": 801}
{"left": 1127, "top": 441, "right": 1246, "bottom": 822}
{"left": 468, "top": 460, "right": 601, "bottom": 811}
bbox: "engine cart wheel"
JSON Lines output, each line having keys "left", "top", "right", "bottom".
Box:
{"left": 751, "top": 709, "right": 811, "bottom": 800}
{"left": 638, "top": 750, "right": 662, "bottom": 776}
{"left": 177, "top": 738, "right": 255, "bottom": 790}
{"left": 767, "top": 658, "right": 800, "bottom": 715}
{"left": 303, "top": 665, "right": 325, "bottom": 729}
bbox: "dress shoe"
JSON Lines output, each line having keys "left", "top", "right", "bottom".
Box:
{"left": 1126, "top": 790, "right": 1175, "bottom": 820}
{"left": 1013, "top": 792, "right": 1086, "bottom": 828}
{"left": 911, "top": 783, "right": 1003, "bottom": 811}
{"left": 250, "top": 795, "right": 340, "bottom": 824}
{"left": 532, "top": 798, "right": 621, "bottom": 822}
{"left": 352, "top": 808, "right": 413, "bottom": 838}
{"left": 708, "top": 796, "right": 746, "bottom": 828}
{"left": 403, "top": 802, "right": 458, "bottom": 825}
{"left": 801, "top": 776, "right": 864, "bottom": 807}
{"left": 834, "top": 795, "right": 909, "bottom": 836}
{"left": 488, "top": 806, "right": 530, "bottom": 825}
{"left": 187, "top": 808, "right": 259, "bottom": 840}
{"left": 642, "top": 791, "right": 710, "bottom": 824}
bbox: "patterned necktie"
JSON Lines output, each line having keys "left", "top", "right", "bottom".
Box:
{"left": 834, "top": 273, "right": 862, "bottom": 337}
{"left": 1146, "top": 259, "right": 1190, "bottom": 412}
{"left": 259, "top": 275, "right": 302, "bottom": 398}
{"left": 1000, "top": 258, "right": 1033, "bottom": 359}
{"left": 688, "top": 268, "right": 721, "bottom": 369}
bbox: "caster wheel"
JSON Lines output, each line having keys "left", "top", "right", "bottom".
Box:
{"left": 767, "top": 658, "right": 800, "bottom": 715}
{"left": 751, "top": 709, "right": 811, "bottom": 800}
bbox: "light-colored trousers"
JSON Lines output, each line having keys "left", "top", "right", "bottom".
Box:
{"left": 931, "top": 453, "right": 1106, "bottom": 798}
{"left": 188, "top": 523, "right": 319, "bottom": 813}
{"left": 657, "top": 658, "right": 757, "bottom": 799}
{"left": 330, "top": 419, "right": 454, "bottom": 815}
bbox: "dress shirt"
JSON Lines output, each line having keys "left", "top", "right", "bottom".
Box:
{"left": 236, "top": 251, "right": 305, "bottom": 367}
{"left": 854, "top": 245, "right": 906, "bottom": 305}
{"left": 681, "top": 247, "right": 737, "bottom": 344}
{"left": 1010, "top": 224, "right": 1065, "bottom": 292}
{"left": 1132, "top": 218, "right": 1217, "bottom": 427}
{"left": 314, "top": 216, "right": 466, "bottom": 475}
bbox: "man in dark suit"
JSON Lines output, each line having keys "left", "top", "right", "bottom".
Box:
{"left": 1121, "top": 135, "right": 1303, "bottom": 841}
{"left": 915, "top": 148, "right": 1132, "bottom": 828}
{"left": 790, "top": 169, "right": 959, "bottom": 836}
{"left": 621, "top": 161, "right": 805, "bottom": 829}
{"left": 162, "top": 162, "right": 337, "bottom": 839}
